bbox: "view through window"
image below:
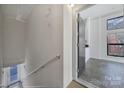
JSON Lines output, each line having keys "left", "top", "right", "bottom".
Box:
{"left": 10, "top": 65, "right": 18, "bottom": 82}
{"left": 107, "top": 15, "right": 124, "bottom": 57}
{"left": 107, "top": 33, "right": 124, "bottom": 57}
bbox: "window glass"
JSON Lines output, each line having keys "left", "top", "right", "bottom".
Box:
{"left": 107, "top": 16, "right": 124, "bottom": 30}
{"left": 107, "top": 33, "right": 124, "bottom": 44}
{"left": 10, "top": 65, "right": 18, "bottom": 81}
{"left": 108, "top": 45, "right": 124, "bottom": 56}
{"left": 107, "top": 33, "right": 124, "bottom": 57}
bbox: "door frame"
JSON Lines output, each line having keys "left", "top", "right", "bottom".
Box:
{"left": 77, "top": 13, "right": 86, "bottom": 77}
{"left": 72, "top": 4, "right": 97, "bottom": 87}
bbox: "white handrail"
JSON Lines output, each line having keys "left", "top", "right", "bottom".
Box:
{"left": 24, "top": 55, "right": 61, "bottom": 78}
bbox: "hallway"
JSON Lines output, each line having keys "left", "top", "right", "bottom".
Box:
{"left": 79, "top": 58, "right": 124, "bottom": 88}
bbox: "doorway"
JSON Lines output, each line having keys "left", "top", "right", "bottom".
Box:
{"left": 76, "top": 4, "right": 124, "bottom": 88}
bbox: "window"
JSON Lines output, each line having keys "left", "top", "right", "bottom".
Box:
{"left": 6, "top": 65, "right": 20, "bottom": 86}
{"left": 107, "top": 33, "right": 124, "bottom": 57}
{"left": 107, "top": 15, "right": 124, "bottom": 57}
{"left": 3, "top": 64, "right": 23, "bottom": 87}
{"left": 107, "top": 16, "right": 124, "bottom": 30}
{"left": 10, "top": 65, "right": 18, "bottom": 82}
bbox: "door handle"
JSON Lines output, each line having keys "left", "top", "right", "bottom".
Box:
{"left": 85, "top": 44, "right": 89, "bottom": 48}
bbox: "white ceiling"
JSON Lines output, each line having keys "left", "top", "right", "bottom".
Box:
{"left": 1, "top": 4, "right": 36, "bottom": 21}
{"left": 80, "top": 4, "right": 124, "bottom": 19}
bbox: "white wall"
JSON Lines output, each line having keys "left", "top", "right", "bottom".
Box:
{"left": 23, "top": 5, "right": 63, "bottom": 88}
{"left": 85, "top": 18, "right": 91, "bottom": 62}
{"left": 63, "top": 5, "right": 72, "bottom": 87}
{"left": 90, "top": 17, "right": 101, "bottom": 59}
{"left": 99, "top": 11, "right": 124, "bottom": 63}
{"left": 89, "top": 5, "right": 124, "bottom": 63}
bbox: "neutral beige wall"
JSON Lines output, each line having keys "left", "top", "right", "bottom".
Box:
{"left": 3, "top": 17, "right": 25, "bottom": 67}
{"left": 0, "top": 8, "right": 3, "bottom": 86}
{"left": 23, "top": 5, "right": 63, "bottom": 88}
